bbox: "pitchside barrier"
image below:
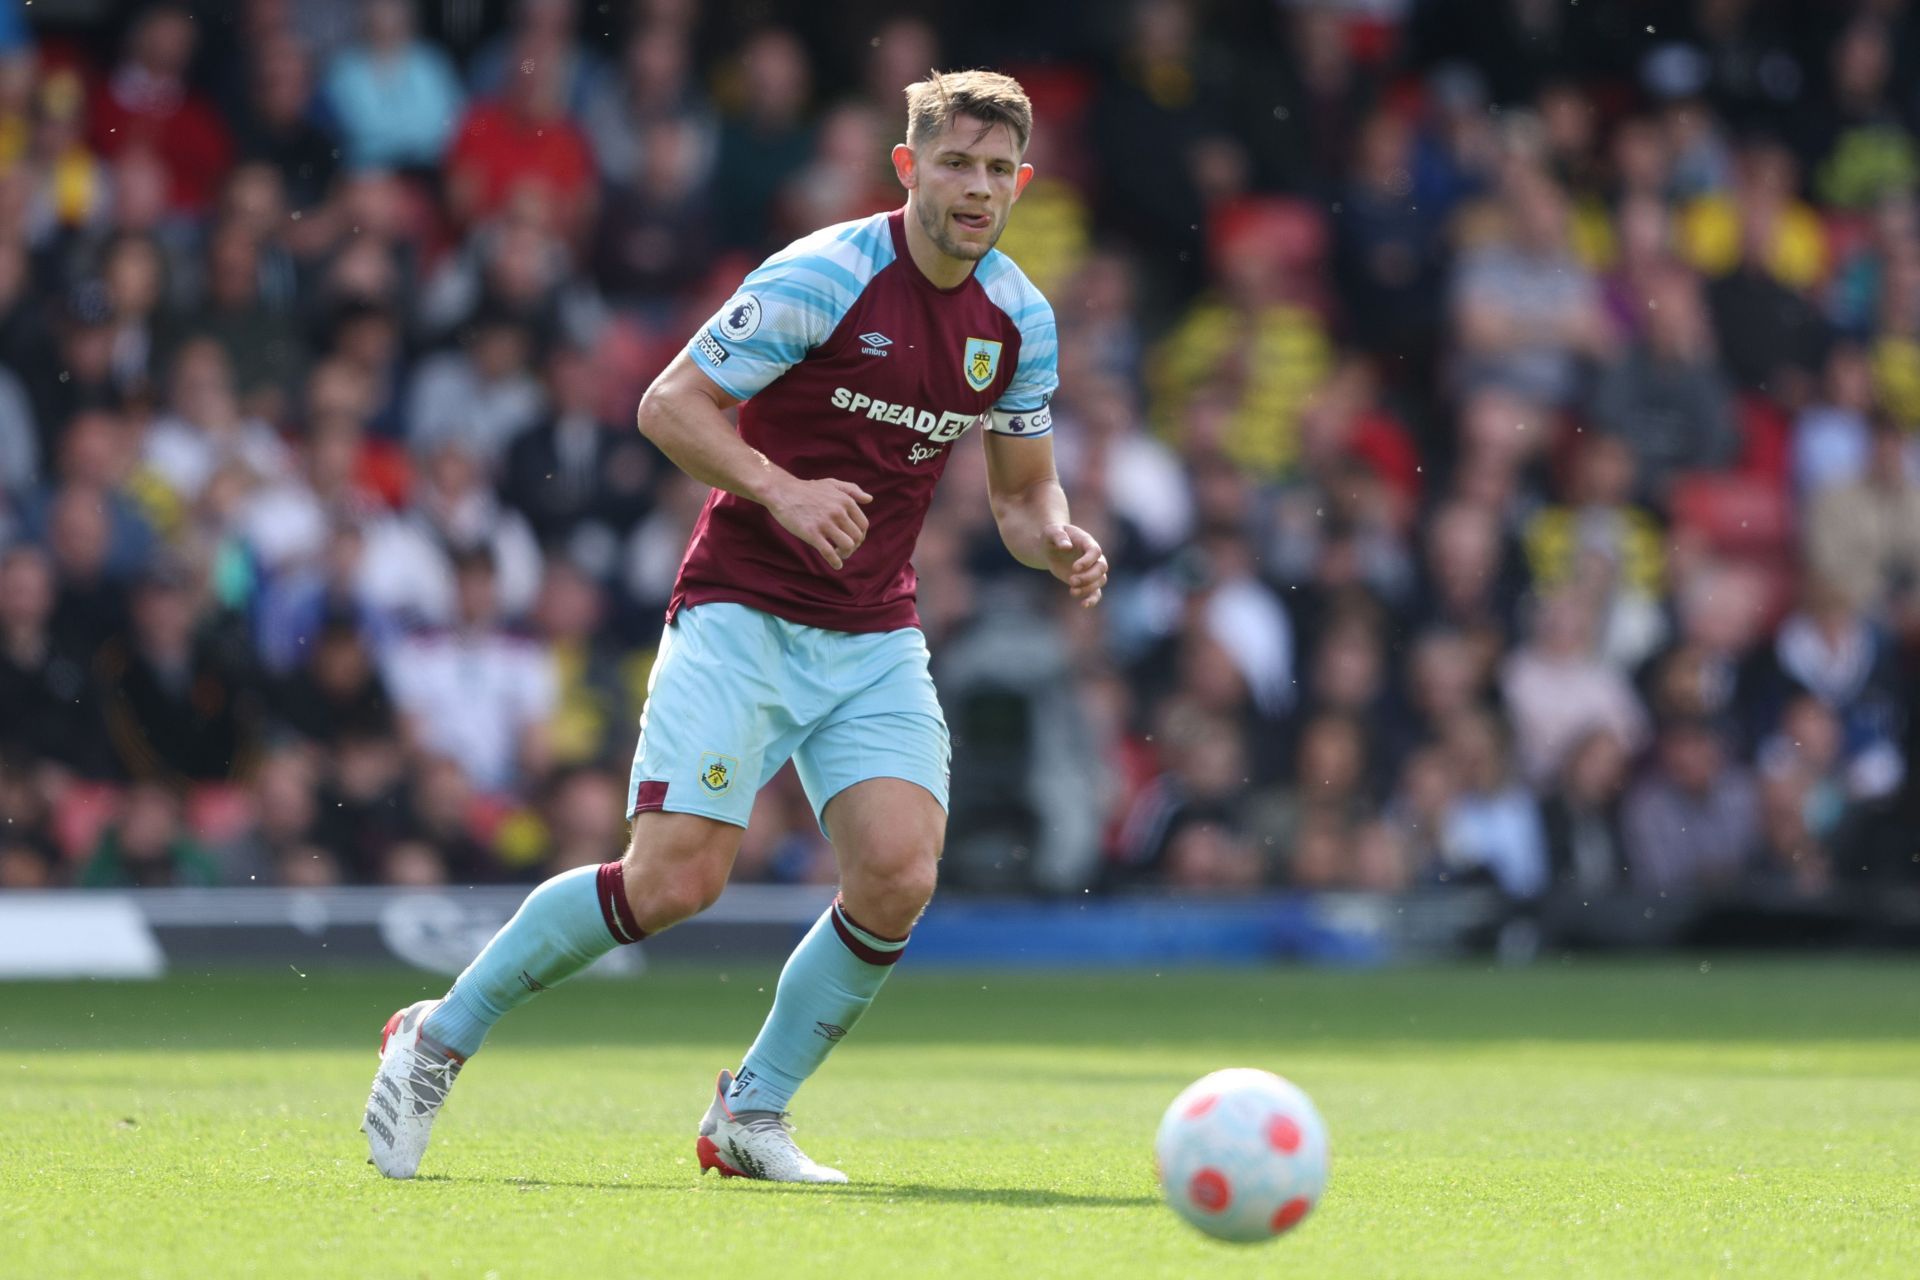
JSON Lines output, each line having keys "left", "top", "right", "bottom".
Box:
{"left": 1, "top": 885, "right": 1917, "bottom": 979}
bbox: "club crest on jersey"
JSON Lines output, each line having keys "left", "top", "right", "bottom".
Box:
{"left": 717, "top": 294, "right": 762, "bottom": 342}
{"left": 698, "top": 752, "right": 737, "bottom": 795}
{"left": 963, "top": 337, "right": 1002, "bottom": 391}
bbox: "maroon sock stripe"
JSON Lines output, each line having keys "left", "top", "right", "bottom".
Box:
{"left": 834, "top": 894, "right": 910, "bottom": 944}
{"left": 829, "top": 897, "right": 908, "bottom": 965}
{"left": 596, "top": 861, "right": 646, "bottom": 945}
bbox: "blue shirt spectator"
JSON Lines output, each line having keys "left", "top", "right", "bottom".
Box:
{"left": 323, "top": 0, "right": 465, "bottom": 171}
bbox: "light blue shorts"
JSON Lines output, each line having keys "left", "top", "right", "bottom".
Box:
{"left": 626, "top": 603, "right": 951, "bottom": 832}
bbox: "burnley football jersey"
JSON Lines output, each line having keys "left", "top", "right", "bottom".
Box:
{"left": 670, "top": 207, "right": 1058, "bottom": 633}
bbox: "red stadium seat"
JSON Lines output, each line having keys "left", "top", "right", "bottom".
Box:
{"left": 1667, "top": 472, "right": 1792, "bottom": 556}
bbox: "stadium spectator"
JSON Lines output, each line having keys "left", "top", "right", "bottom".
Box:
{"left": 1090, "top": 0, "right": 1235, "bottom": 296}
{"left": 92, "top": 231, "right": 171, "bottom": 401}
{"left": 1805, "top": 416, "right": 1920, "bottom": 618}
{"left": 1149, "top": 199, "right": 1333, "bottom": 477}
{"left": 382, "top": 546, "right": 555, "bottom": 796}
{"left": 1051, "top": 373, "right": 1193, "bottom": 558}
{"left": 1501, "top": 590, "right": 1649, "bottom": 787}
{"left": 80, "top": 780, "right": 220, "bottom": 887}
{"left": 1623, "top": 718, "right": 1761, "bottom": 896}
{"left": 217, "top": 745, "right": 327, "bottom": 884}
{"left": 171, "top": 221, "right": 306, "bottom": 422}
{"left": 467, "top": 0, "right": 604, "bottom": 117}
{"left": 324, "top": 0, "right": 464, "bottom": 173}
{"left": 527, "top": 764, "right": 628, "bottom": 876}
{"left": 1704, "top": 181, "right": 1831, "bottom": 408}
{"left": 142, "top": 338, "right": 292, "bottom": 511}
{"left": 95, "top": 558, "right": 257, "bottom": 783}
{"left": 41, "top": 479, "right": 145, "bottom": 662}
{"left": 1745, "top": 580, "right": 1909, "bottom": 789}
{"left": 267, "top": 608, "right": 396, "bottom": 748}
{"left": 1539, "top": 727, "right": 1630, "bottom": 893}
{"left": 774, "top": 103, "right": 897, "bottom": 242}
{"left": 710, "top": 28, "right": 814, "bottom": 252}
{"left": 0, "top": 754, "right": 60, "bottom": 888}
{"left": 88, "top": 5, "right": 233, "bottom": 214}
{"left": 1451, "top": 161, "right": 1611, "bottom": 410}
{"left": 530, "top": 555, "right": 639, "bottom": 768}
{"left": 580, "top": 22, "right": 716, "bottom": 190}
{"left": 1590, "top": 264, "right": 1738, "bottom": 505}
{"left": 0, "top": 543, "right": 108, "bottom": 776}
{"left": 1431, "top": 708, "right": 1548, "bottom": 899}
{"left": 1802, "top": 16, "right": 1916, "bottom": 213}
{"left": 1792, "top": 343, "right": 1877, "bottom": 496}
{"left": 403, "top": 310, "right": 545, "bottom": 466}
{"left": 1522, "top": 433, "right": 1667, "bottom": 668}
{"left": 1336, "top": 106, "right": 1446, "bottom": 367}
{"left": 234, "top": 34, "right": 337, "bottom": 214}
{"left": 501, "top": 343, "right": 656, "bottom": 557}
{"left": 446, "top": 37, "right": 598, "bottom": 239}
{"left": 591, "top": 116, "right": 718, "bottom": 307}
{"left": 1407, "top": 500, "right": 1521, "bottom": 655}
{"left": 388, "top": 753, "right": 497, "bottom": 883}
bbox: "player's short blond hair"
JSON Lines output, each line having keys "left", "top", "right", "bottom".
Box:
{"left": 904, "top": 70, "right": 1033, "bottom": 153}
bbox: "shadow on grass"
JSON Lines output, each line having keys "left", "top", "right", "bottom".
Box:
{"left": 421, "top": 1173, "right": 1157, "bottom": 1209}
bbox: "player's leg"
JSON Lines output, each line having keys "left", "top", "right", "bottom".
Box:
{"left": 365, "top": 811, "right": 742, "bottom": 1178}
{"left": 420, "top": 811, "right": 742, "bottom": 1057}
{"left": 367, "top": 603, "right": 777, "bottom": 1178}
{"left": 699, "top": 775, "right": 942, "bottom": 1184}
{"left": 727, "top": 775, "right": 942, "bottom": 1109}
{"left": 421, "top": 605, "right": 778, "bottom": 1060}
{"left": 698, "top": 623, "right": 949, "bottom": 1183}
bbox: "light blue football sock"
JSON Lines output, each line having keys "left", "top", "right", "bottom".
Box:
{"left": 422, "top": 862, "right": 645, "bottom": 1058}
{"left": 729, "top": 896, "right": 908, "bottom": 1112}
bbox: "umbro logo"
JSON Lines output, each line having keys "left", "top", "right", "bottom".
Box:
{"left": 859, "top": 331, "right": 893, "bottom": 357}
{"left": 814, "top": 1021, "right": 848, "bottom": 1041}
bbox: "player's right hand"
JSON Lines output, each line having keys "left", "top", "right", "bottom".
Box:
{"left": 766, "top": 475, "right": 873, "bottom": 570}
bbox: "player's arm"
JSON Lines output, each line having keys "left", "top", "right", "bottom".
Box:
{"left": 637, "top": 355, "right": 872, "bottom": 571}
{"left": 983, "top": 430, "right": 1108, "bottom": 607}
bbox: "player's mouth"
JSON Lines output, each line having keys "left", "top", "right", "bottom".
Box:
{"left": 952, "top": 209, "right": 992, "bottom": 233}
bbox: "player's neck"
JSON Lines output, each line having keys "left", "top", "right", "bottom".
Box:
{"left": 901, "top": 202, "right": 978, "bottom": 290}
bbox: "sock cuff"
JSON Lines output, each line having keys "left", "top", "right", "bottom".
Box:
{"left": 829, "top": 895, "right": 909, "bottom": 965}
{"left": 596, "top": 861, "right": 646, "bottom": 945}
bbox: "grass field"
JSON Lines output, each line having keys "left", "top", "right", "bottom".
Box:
{"left": 2, "top": 959, "right": 1917, "bottom": 1279}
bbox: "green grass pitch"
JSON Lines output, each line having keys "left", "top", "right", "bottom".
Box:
{"left": 3, "top": 959, "right": 1917, "bottom": 1278}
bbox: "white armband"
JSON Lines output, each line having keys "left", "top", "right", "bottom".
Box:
{"left": 988, "top": 405, "right": 1053, "bottom": 436}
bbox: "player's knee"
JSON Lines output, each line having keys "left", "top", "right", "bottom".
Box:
{"left": 628, "top": 859, "right": 728, "bottom": 930}
{"left": 848, "top": 846, "right": 939, "bottom": 937}
{"left": 620, "top": 817, "right": 736, "bottom": 931}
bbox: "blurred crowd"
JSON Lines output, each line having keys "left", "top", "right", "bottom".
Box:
{"left": 0, "top": 0, "right": 1916, "bottom": 900}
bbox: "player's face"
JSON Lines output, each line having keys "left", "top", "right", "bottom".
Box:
{"left": 898, "top": 115, "right": 1033, "bottom": 263}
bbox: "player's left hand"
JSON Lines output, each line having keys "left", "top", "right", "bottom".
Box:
{"left": 1042, "top": 523, "right": 1108, "bottom": 608}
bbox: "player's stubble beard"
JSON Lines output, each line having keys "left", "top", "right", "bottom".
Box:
{"left": 914, "top": 194, "right": 1002, "bottom": 265}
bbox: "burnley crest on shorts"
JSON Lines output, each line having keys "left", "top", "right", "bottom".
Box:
{"left": 699, "top": 752, "right": 736, "bottom": 795}
{"left": 963, "top": 337, "right": 1001, "bottom": 391}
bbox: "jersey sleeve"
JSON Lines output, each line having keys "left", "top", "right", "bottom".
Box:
{"left": 981, "top": 257, "right": 1058, "bottom": 437}
{"left": 685, "top": 217, "right": 890, "bottom": 401}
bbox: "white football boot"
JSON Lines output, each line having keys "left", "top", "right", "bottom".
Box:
{"left": 363, "top": 999, "right": 464, "bottom": 1178}
{"left": 696, "top": 1069, "right": 847, "bottom": 1184}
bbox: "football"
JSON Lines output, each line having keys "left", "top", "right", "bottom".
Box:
{"left": 1154, "top": 1068, "right": 1330, "bottom": 1244}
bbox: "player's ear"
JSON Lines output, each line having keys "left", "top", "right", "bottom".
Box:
{"left": 1013, "top": 163, "right": 1035, "bottom": 200}
{"left": 891, "top": 142, "right": 917, "bottom": 190}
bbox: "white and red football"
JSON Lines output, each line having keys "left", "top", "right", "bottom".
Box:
{"left": 1154, "top": 1067, "right": 1330, "bottom": 1244}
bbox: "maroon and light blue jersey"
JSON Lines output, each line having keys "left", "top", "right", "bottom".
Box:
{"left": 669, "top": 207, "right": 1058, "bottom": 633}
